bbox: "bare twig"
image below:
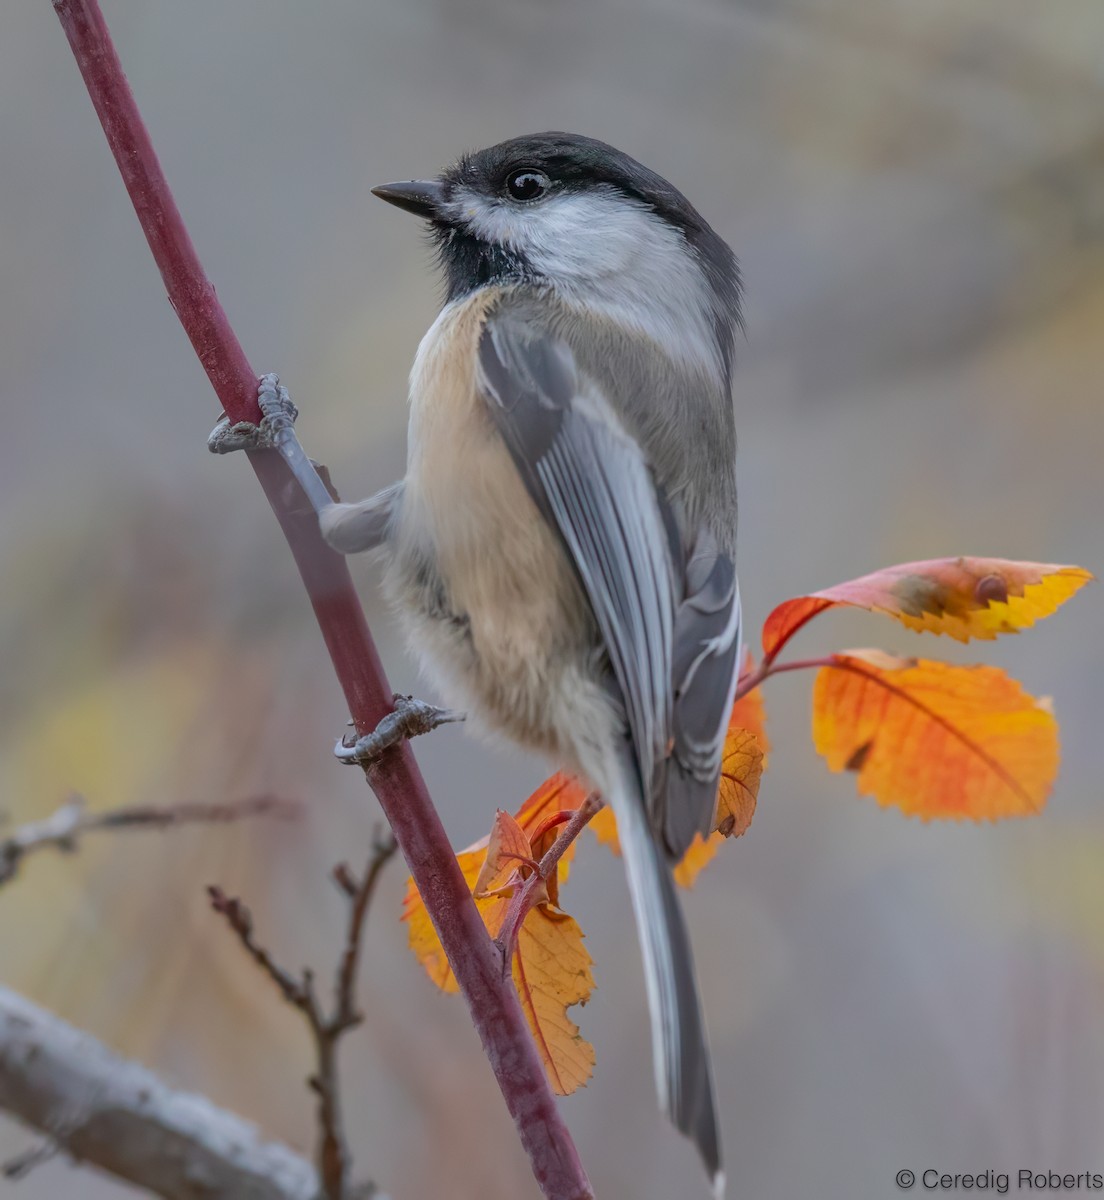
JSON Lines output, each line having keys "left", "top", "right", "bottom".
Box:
{"left": 208, "top": 830, "right": 397, "bottom": 1200}
{"left": 0, "top": 986, "right": 326, "bottom": 1200}
{"left": 0, "top": 794, "right": 298, "bottom": 889}
{"left": 48, "top": 5, "right": 591, "bottom": 1195}
{"left": 494, "top": 795, "right": 602, "bottom": 968}
{"left": 331, "top": 834, "right": 398, "bottom": 1031}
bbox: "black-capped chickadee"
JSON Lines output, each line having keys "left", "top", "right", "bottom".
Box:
{"left": 233, "top": 132, "right": 743, "bottom": 1192}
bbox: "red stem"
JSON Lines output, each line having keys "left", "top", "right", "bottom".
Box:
{"left": 733, "top": 655, "right": 834, "bottom": 702}
{"left": 49, "top": 3, "right": 591, "bottom": 1196}
{"left": 496, "top": 796, "right": 601, "bottom": 963}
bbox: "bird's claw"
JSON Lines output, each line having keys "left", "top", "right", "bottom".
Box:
{"left": 335, "top": 695, "right": 465, "bottom": 766}
{"left": 207, "top": 373, "right": 298, "bottom": 454}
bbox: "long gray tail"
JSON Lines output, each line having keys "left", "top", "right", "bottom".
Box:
{"left": 610, "top": 749, "right": 723, "bottom": 1194}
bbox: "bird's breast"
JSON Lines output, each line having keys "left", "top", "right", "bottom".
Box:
{"left": 385, "top": 290, "right": 598, "bottom": 752}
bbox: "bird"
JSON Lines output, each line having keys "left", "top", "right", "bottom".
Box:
{"left": 256, "top": 132, "right": 743, "bottom": 1191}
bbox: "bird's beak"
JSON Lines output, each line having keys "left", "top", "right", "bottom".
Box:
{"left": 371, "top": 179, "right": 447, "bottom": 219}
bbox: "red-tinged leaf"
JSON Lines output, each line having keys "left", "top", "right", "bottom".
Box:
{"left": 731, "top": 650, "right": 771, "bottom": 766}
{"left": 812, "top": 650, "right": 1058, "bottom": 820}
{"left": 474, "top": 809, "right": 533, "bottom": 898}
{"left": 515, "top": 772, "right": 591, "bottom": 885}
{"left": 762, "top": 559, "right": 1092, "bottom": 658}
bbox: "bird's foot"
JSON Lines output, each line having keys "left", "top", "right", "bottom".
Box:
{"left": 335, "top": 695, "right": 465, "bottom": 766}
{"left": 207, "top": 373, "right": 298, "bottom": 454}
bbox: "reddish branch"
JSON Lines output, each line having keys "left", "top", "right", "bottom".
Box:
{"left": 208, "top": 831, "right": 396, "bottom": 1200}
{"left": 49, "top": 2, "right": 591, "bottom": 1196}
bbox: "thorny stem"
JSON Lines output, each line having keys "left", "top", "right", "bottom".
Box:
{"left": 208, "top": 829, "right": 397, "bottom": 1200}
{"left": 50, "top": 3, "right": 592, "bottom": 1195}
{"left": 495, "top": 796, "right": 602, "bottom": 969}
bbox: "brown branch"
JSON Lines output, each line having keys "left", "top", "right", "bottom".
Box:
{"left": 0, "top": 794, "right": 298, "bottom": 889}
{"left": 47, "top": 4, "right": 591, "bottom": 1195}
{"left": 208, "top": 830, "right": 397, "bottom": 1200}
{"left": 331, "top": 837, "right": 397, "bottom": 1030}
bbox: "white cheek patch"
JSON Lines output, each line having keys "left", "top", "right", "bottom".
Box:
{"left": 448, "top": 186, "right": 721, "bottom": 377}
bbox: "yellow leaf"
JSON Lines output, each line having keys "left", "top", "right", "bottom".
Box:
{"left": 510, "top": 908, "right": 596, "bottom": 1095}
{"left": 588, "top": 804, "right": 619, "bottom": 852}
{"left": 812, "top": 651, "right": 1058, "bottom": 820}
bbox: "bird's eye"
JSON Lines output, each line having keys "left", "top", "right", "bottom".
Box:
{"left": 505, "top": 169, "right": 551, "bottom": 202}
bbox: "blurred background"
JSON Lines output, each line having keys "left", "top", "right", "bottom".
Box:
{"left": 1, "top": 1, "right": 1102, "bottom": 1196}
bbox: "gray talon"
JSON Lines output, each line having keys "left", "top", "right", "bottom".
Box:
{"left": 335, "top": 696, "right": 465, "bottom": 766}
{"left": 207, "top": 414, "right": 269, "bottom": 454}
{"left": 207, "top": 373, "right": 298, "bottom": 455}
{"left": 256, "top": 373, "right": 299, "bottom": 429}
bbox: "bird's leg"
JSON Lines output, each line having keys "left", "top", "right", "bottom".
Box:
{"left": 208, "top": 373, "right": 336, "bottom": 517}
{"left": 209, "top": 374, "right": 403, "bottom": 554}
{"left": 335, "top": 695, "right": 465, "bottom": 767}
{"left": 212, "top": 387, "right": 445, "bottom": 764}
{"left": 318, "top": 481, "right": 404, "bottom": 555}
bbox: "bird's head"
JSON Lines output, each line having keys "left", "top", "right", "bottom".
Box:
{"left": 373, "top": 132, "right": 742, "bottom": 381}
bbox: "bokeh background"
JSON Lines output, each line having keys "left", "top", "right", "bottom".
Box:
{"left": 2, "top": 2, "right": 1103, "bottom": 1197}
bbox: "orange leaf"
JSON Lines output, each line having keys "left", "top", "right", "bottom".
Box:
{"left": 591, "top": 669, "right": 769, "bottom": 887}
{"left": 812, "top": 650, "right": 1058, "bottom": 820}
{"left": 474, "top": 809, "right": 532, "bottom": 898}
{"left": 402, "top": 791, "right": 597, "bottom": 1094}
{"left": 674, "top": 717, "right": 765, "bottom": 887}
{"left": 516, "top": 772, "right": 590, "bottom": 833}
{"left": 762, "top": 559, "right": 1092, "bottom": 657}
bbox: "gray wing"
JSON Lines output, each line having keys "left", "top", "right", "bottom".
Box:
{"left": 664, "top": 530, "right": 742, "bottom": 854}
{"left": 478, "top": 309, "right": 742, "bottom": 858}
